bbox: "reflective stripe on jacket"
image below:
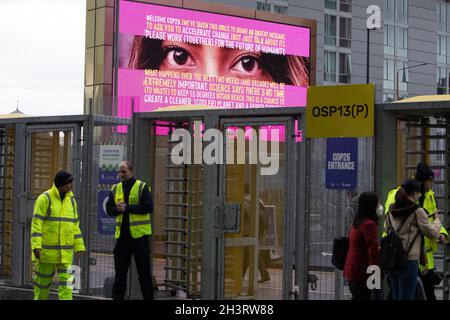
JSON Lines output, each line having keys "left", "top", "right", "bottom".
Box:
{"left": 31, "top": 184, "right": 85, "bottom": 264}
{"left": 112, "top": 179, "right": 152, "bottom": 239}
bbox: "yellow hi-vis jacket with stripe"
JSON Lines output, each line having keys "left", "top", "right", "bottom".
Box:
{"left": 112, "top": 180, "right": 152, "bottom": 239}
{"left": 31, "top": 185, "right": 85, "bottom": 264}
{"left": 384, "top": 187, "right": 448, "bottom": 269}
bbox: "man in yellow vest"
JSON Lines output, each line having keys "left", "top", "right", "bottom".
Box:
{"left": 384, "top": 163, "right": 448, "bottom": 300}
{"left": 106, "top": 161, "right": 154, "bottom": 300}
{"left": 414, "top": 163, "right": 448, "bottom": 300}
{"left": 31, "top": 170, "right": 85, "bottom": 300}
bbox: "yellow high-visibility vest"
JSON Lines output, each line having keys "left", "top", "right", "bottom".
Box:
{"left": 112, "top": 180, "right": 152, "bottom": 239}
{"left": 31, "top": 185, "right": 85, "bottom": 264}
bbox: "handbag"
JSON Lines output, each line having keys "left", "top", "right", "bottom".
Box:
{"left": 332, "top": 236, "right": 349, "bottom": 270}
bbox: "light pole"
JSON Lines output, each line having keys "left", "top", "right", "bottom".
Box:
{"left": 366, "top": 27, "right": 381, "bottom": 84}
{"left": 396, "top": 62, "right": 429, "bottom": 100}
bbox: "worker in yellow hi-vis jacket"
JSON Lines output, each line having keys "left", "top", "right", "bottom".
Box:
{"left": 31, "top": 170, "right": 85, "bottom": 300}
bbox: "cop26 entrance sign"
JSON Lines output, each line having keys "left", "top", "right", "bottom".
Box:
{"left": 326, "top": 138, "right": 357, "bottom": 190}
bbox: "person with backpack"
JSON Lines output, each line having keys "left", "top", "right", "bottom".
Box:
{"left": 383, "top": 179, "right": 441, "bottom": 300}
{"left": 414, "top": 163, "right": 448, "bottom": 300}
{"left": 343, "top": 191, "right": 382, "bottom": 300}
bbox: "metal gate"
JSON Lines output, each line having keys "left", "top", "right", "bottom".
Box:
{"left": 0, "top": 115, "right": 131, "bottom": 297}
{"left": 376, "top": 101, "right": 450, "bottom": 300}
{"left": 395, "top": 116, "right": 449, "bottom": 299}
{"left": 133, "top": 108, "right": 303, "bottom": 300}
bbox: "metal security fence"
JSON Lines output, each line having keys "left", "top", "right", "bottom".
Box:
{"left": 0, "top": 115, "right": 131, "bottom": 297}
{"left": 306, "top": 137, "right": 374, "bottom": 300}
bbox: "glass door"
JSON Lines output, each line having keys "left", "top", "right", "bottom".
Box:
{"left": 219, "top": 118, "right": 292, "bottom": 300}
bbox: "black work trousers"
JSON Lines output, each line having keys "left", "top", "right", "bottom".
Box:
{"left": 348, "top": 281, "right": 371, "bottom": 300}
{"left": 112, "top": 235, "right": 154, "bottom": 300}
{"left": 419, "top": 269, "right": 437, "bottom": 301}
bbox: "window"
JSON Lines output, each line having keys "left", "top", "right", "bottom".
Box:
{"left": 339, "top": 17, "right": 351, "bottom": 48}
{"left": 438, "top": 35, "right": 447, "bottom": 64}
{"left": 325, "top": 14, "right": 337, "bottom": 46}
{"left": 325, "top": 0, "right": 337, "bottom": 10}
{"left": 396, "top": 0, "right": 408, "bottom": 24}
{"left": 383, "top": 93, "right": 395, "bottom": 102}
{"left": 437, "top": 67, "right": 447, "bottom": 94}
{"left": 340, "top": 0, "right": 351, "bottom": 12}
{"left": 383, "top": 59, "right": 395, "bottom": 90}
{"left": 384, "top": 25, "right": 395, "bottom": 55}
{"left": 385, "top": 0, "right": 395, "bottom": 22}
{"left": 274, "top": 5, "right": 288, "bottom": 14}
{"left": 339, "top": 53, "right": 351, "bottom": 83}
{"left": 438, "top": 3, "right": 447, "bottom": 32}
{"left": 396, "top": 61, "right": 409, "bottom": 92}
{"left": 324, "top": 51, "right": 336, "bottom": 82}
{"left": 257, "top": 2, "right": 271, "bottom": 11}
{"left": 396, "top": 27, "right": 407, "bottom": 57}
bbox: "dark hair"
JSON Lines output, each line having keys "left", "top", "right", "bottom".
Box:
{"left": 353, "top": 191, "right": 379, "bottom": 228}
{"left": 401, "top": 179, "right": 421, "bottom": 196}
{"left": 127, "top": 36, "right": 310, "bottom": 86}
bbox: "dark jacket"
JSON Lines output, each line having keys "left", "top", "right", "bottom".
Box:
{"left": 343, "top": 218, "right": 380, "bottom": 282}
{"left": 105, "top": 177, "right": 153, "bottom": 239}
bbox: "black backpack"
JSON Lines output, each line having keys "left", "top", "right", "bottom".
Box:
{"left": 380, "top": 213, "right": 419, "bottom": 271}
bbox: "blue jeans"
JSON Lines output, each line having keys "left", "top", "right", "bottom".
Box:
{"left": 388, "top": 260, "right": 418, "bottom": 300}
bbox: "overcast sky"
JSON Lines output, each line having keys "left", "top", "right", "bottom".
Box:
{"left": 0, "top": 0, "right": 86, "bottom": 116}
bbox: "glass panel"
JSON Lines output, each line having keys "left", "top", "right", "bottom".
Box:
{"left": 384, "top": 26, "right": 394, "bottom": 55}
{"left": 340, "top": 0, "right": 351, "bottom": 12}
{"left": 339, "top": 53, "right": 351, "bottom": 83}
{"left": 339, "top": 17, "right": 351, "bottom": 48}
{"left": 257, "top": 2, "right": 271, "bottom": 11}
{"left": 441, "top": 3, "right": 447, "bottom": 23}
{"left": 396, "top": 0, "right": 408, "bottom": 24}
{"left": 437, "top": 67, "right": 447, "bottom": 92}
{"left": 324, "top": 14, "right": 337, "bottom": 46}
{"left": 29, "top": 131, "right": 73, "bottom": 198}
{"left": 143, "top": 120, "right": 203, "bottom": 299}
{"left": 324, "top": 51, "right": 336, "bottom": 82}
{"left": 325, "top": 0, "right": 337, "bottom": 10}
{"left": 447, "top": 3, "right": 450, "bottom": 32}
{"left": 224, "top": 124, "right": 286, "bottom": 299}
{"left": 385, "top": 0, "right": 395, "bottom": 22}
{"left": 274, "top": 5, "right": 288, "bottom": 14}
{"left": 395, "top": 27, "right": 407, "bottom": 57}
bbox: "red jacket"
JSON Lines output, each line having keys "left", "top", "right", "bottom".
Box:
{"left": 343, "top": 218, "right": 380, "bottom": 282}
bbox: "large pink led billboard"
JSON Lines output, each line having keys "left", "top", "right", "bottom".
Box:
{"left": 117, "top": 0, "right": 311, "bottom": 113}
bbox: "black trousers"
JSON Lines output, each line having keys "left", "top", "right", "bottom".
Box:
{"left": 419, "top": 269, "right": 437, "bottom": 301}
{"left": 348, "top": 281, "right": 371, "bottom": 300}
{"left": 112, "top": 235, "right": 154, "bottom": 300}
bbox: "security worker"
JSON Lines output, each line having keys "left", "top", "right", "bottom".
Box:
{"left": 384, "top": 163, "right": 448, "bottom": 300}
{"left": 415, "top": 163, "right": 448, "bottom": 300}
{"left": 31, "top": 170, "right": 85, "bottom": 300}
{"left": 106, "top": 161, "right": 154, "bottom": 300}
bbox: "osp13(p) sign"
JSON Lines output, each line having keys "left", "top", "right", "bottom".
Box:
{"left": 117, "top": 0, "right": 311, "bottom": 115}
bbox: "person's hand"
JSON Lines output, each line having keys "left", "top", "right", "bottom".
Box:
{"left": 438, "top": 234, "right": 448, "bottom": 244}
{"left": 33, "top": 249, "right": 41, "bottom": 259}
{"left": 117, "top": 202, "right": 126, "bottom": 213}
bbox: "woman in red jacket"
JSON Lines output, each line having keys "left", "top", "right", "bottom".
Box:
{"left": 343, "top": 191, "right": 381, "bottom": 300}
